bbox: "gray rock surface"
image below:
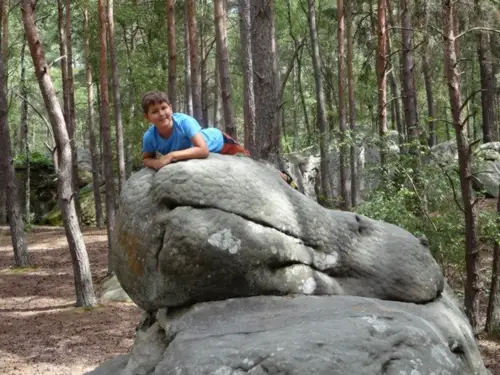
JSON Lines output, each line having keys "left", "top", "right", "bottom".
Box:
{"left": 85, "top": 293, "right": 489, "bottom": 375}
{"left": 472, "top": 142, "right": 500, "bottom": 198}
{"left": 112, "top": 154, "right": 443, "bottom": 312}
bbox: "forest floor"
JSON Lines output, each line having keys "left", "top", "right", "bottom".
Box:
{"left": 0, "top": 226, "right": 499, "bottom": 375}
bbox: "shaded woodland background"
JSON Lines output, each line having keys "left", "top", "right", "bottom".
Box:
{"left": 0, "top": 0, "right": 499, "bottom": 344}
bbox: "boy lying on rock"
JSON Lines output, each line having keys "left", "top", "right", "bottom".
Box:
{"left": 141, "top": 90, "right": 297, "bottom": 189}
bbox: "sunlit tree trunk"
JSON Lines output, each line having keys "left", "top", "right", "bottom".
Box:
{"left": 307, "top": 0, "right": 334, "bottom": 204}
{"left": 346, "top": 0, "right": 357, "bottom": 207}
{"left": 376, "top": 0, "right": 387, "bottom": 166}
{"left": 107, "top": 0, "right": 126, "bottom": 192}
{"left": 166, "top": 0, "right": 177, "bottom": 111}
{"left": 200, "top": 0, "right": 209, "bottom": 126}
{"left": 251, "top": 0, "right": 281, "bottom": 166}
{"left": 442, "top": 0, "right": 480, "bottom": 334}
{"left": 337, "top": 0, "right": 349, "bottom": 209}
{"left": 0, "top": 0, "right": 5, "bottom": 226}
{"left": 19, "top": 38, "right": 31, "bottom": 224}
{"left": 239, "top": 0, "right": 256, "bottom": 154}
{"left": 22, "top": 0, "right": 96, "bottom": 306}
{"left": 214, "top": 0, "right": 236, "bottom": 138}
{"left": 98, "top": 0, "right": 116, "bottom": 273}
{"left": 83, "top": 6, "right": 103, "bottom": 228}
{"left": 186, "top": 0, "right": 202, "bottom": 123}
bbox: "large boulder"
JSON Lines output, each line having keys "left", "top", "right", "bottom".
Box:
{"left": 86, "top": 154, "right": 488, "bottom": 374}
{"left": 86, "top": 292, "right": 487, "bottom": 375}
{"left": 472, "top": 142, "right": 500, "bottom": 198}
{"left": 112, "top": 154, "right": 442, "bottom": 311}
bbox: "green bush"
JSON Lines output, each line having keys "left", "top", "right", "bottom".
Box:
{"left": 14, "top": 151, "right": 53, "bottom": 168}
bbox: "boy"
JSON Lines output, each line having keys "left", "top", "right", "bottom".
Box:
{"left": 141, "top": 90, "right": 297, "bottom": 189}
{"left": 142, "top": 91, "right": 248, "bottom": 170}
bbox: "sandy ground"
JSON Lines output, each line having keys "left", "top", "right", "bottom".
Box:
{"left": 0, "top": 226, "right": 499, "bottom": 374}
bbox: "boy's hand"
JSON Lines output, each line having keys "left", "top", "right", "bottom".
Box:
{"left": 157, "top": 153, "right": 176, "bottom": 168}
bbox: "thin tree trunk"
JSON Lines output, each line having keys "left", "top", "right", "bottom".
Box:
{"left": 423, "top": 53, "right": 437, "bottom": 146}
{"left": 84, "top": 6, "right": 103, "bottom": 228}
{"left": 186, "top": 0, "right": 202, "bottom": 123}
{"left": 376, "top": 0, "right": 388, "bottom": 166}
{"left": 98, "top": 0, "right": 116, "bottom": 272}
{"left": 239, "top": 0, "right": 256, "bottom": 154}
{"left": 64, "top": 0, "right": 80, "bottom": 221}
{"left": 200, "top": 0, "right": 209, "bottom": 127}
{"left": 307, "top": 0, "right": 333, "bottom": 204}
{"left": 297, "top": 47, "right": 310, "bottom": 140}
{"left": 485, "top": 185, "right": 500, "bottom": 333}
{"left": 337, "top": 0, "right": 349, "bottom": 209}
{"left": 0, "top": 2, "right": 30, "bottom": 267}
{"left": 19, "top": 38, "right": 30, "bottom": 224}
{"left": 214, "top": 0, "right": 236, "bottom": 139}
{"left": 107, "top": 0, "right": 126, "bottom": 192}
{"left": 213, "top": 56, "right": 222, "bottom": 128}
{"left": 184, "top": 6, "right": 193, "bottom": 115}
{"left": 22, "top": 0, "right": 96, "bottom": 306}
{"left": 166, "top": 0, "right": 177, "bottom": 111}
{"left": 442, "top": 0, "right": 480, "bottom": 334}
{"left": 346, "top": 0, "right": 357, "bottom": 207}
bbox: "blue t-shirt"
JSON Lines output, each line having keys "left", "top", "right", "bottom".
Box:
{"left": 142, "top": 113, "right": 224, "bottom": 155}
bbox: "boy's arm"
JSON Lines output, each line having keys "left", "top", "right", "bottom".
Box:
{"left": 143, "top": 134, "right": 209, "bottom": 170}
{"left": 143, "top": 152, "right": 163, "bottom": 170}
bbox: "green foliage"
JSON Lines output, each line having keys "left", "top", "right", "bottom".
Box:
{"left": 14, "top": 151, "right": 53, "bottom": 168}
{"left": 357, "top": 153, "right": 468, "bottom": 273}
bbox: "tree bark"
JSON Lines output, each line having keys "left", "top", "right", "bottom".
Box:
{"left": 184, "top": 5, "right": 193, "bottom": 115}
{"left": 107, "top": 0, "right": 126, "bottom": 192}
{"left": 346, "top": 0, "right": 357, "bottom": 207}
{"left": 98, "top": 0, "right": 116, "bottom": 272}
{"left": 166, "top": 0, "right": 177, "bottom": 111}
{"left": 442, "top": 0, "right": 480, "bottom": 334}
{"left": 214, "top": 0, "right": 236, "bottom": 139}
{"left": 83, "top": 6, "right": 103, "bottom": 228}
{"left": 19, "top": 37, "right": 31, "bottom": 224}
{"left": 251, "top": 0, "right": 281, "bottom": 166}
{"left": 485, "top": 186, "right": 500, "bottom": 333}
{"left": 186, "top": 0, "right": 202, "bottom": 123}
{"left": 376, "top": 0, "right": 388, "bottom": 166}
{"left": 0, "top": 3, "right": 30, "bottom": 267}
{"left": 337, "top": 0, "right": 349, "bottom": 209}
{"left": 21, "top": 0, "right": 96, "bottom": 306}
{"left": 422, "top": 52, "right": 437, "bottom": 147}
{"left": 307, "top": 0, "right": 334, "bottom": 204}
{"left": 239, "top": 0, "right": 256, "bottom": 154}
{"left": 475, "top": 0, "right": 495, "bottom": 144}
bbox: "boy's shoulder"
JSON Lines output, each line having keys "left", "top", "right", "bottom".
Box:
{"left": 172, "top": 112, "right": 194, "bottom": 123}
{"left": 143, "top": 125, "right": 156, "bottom": 138}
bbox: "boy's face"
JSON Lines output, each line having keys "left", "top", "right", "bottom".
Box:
{"left": 145, "top": 101, "right": 173, "bottom": 131}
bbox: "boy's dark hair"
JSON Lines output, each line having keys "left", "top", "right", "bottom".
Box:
{"left": 141, "top": 91, "right": 171, "bottom": 114}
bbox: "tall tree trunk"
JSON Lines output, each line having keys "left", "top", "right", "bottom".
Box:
{"left": 214, "top": 0, "right": 236, "bottom": 139}
{"left": 98, "top": 0, "right": 116, "bottom": 273}
{"left": 346, "top": 0, "right": 357, "bottom": 207}
{"left": 84, "top": 6, "right": 103, "bottom": 228}
{"left": 213, "top": 57, "right": 222, "bottom": 128}
{"left": 184, "top": 6, "right": 193, "bottom": 115}
{"left": 422, "top": 52, "right": 437, "bottom": 147}
{"left": 19, "top": 38, "right": 31, "bottom": 224}
{"left": 307, "top": 0, "right": 334, "bottom": 204}
{"left": 337, "top": 0, "right": 349, "bottom": 209}
{"left": 0, "top": 0, "right": 9, "bottom": 225}
{"left": 239, "top": 0, "right": 256, "bottom": 154}
{"left": 442, "top": 0, "right": 480, "bottom": 334}
{"left": 376, "top": 0, "right": 388, "bottom": 166}
{"left": 21, "top": 0, "right": 96, "bottom": 306}
{"left": 475, "top": 0, "right": 495, "bottom": 144}
{"left": 386, "top": 0, "right": 404, "bottom": 145}
{"left": 186, "top": 0, "right": 202, "bottom": 123}
{"left": 166, "top": 0, "right": 177, "bottom": 111}
{"left": 0, "top": 2, "right": 30, "bottom": 267}
{"left": 200, "top": 0, "right": 209, "bottom": 126}
{"left": 57, "top": 0, "right": 69, "bottom": 128}
{"left": 485, "top": 186, "right": 500, "bottom": 333}
{"left": 400, "top": 0, "right": 419, "bottom": 147}
{"left": 64, "top": 0, "right": 80, "bottom": 221}
{"left": 107, "top": 0, "right": 126, "bottom": 192}
{"left": 251, "top": 0, "right": 281, "bottom": 166}
{"left": 297, "top": 47, "right": 310, "bottom": 140}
